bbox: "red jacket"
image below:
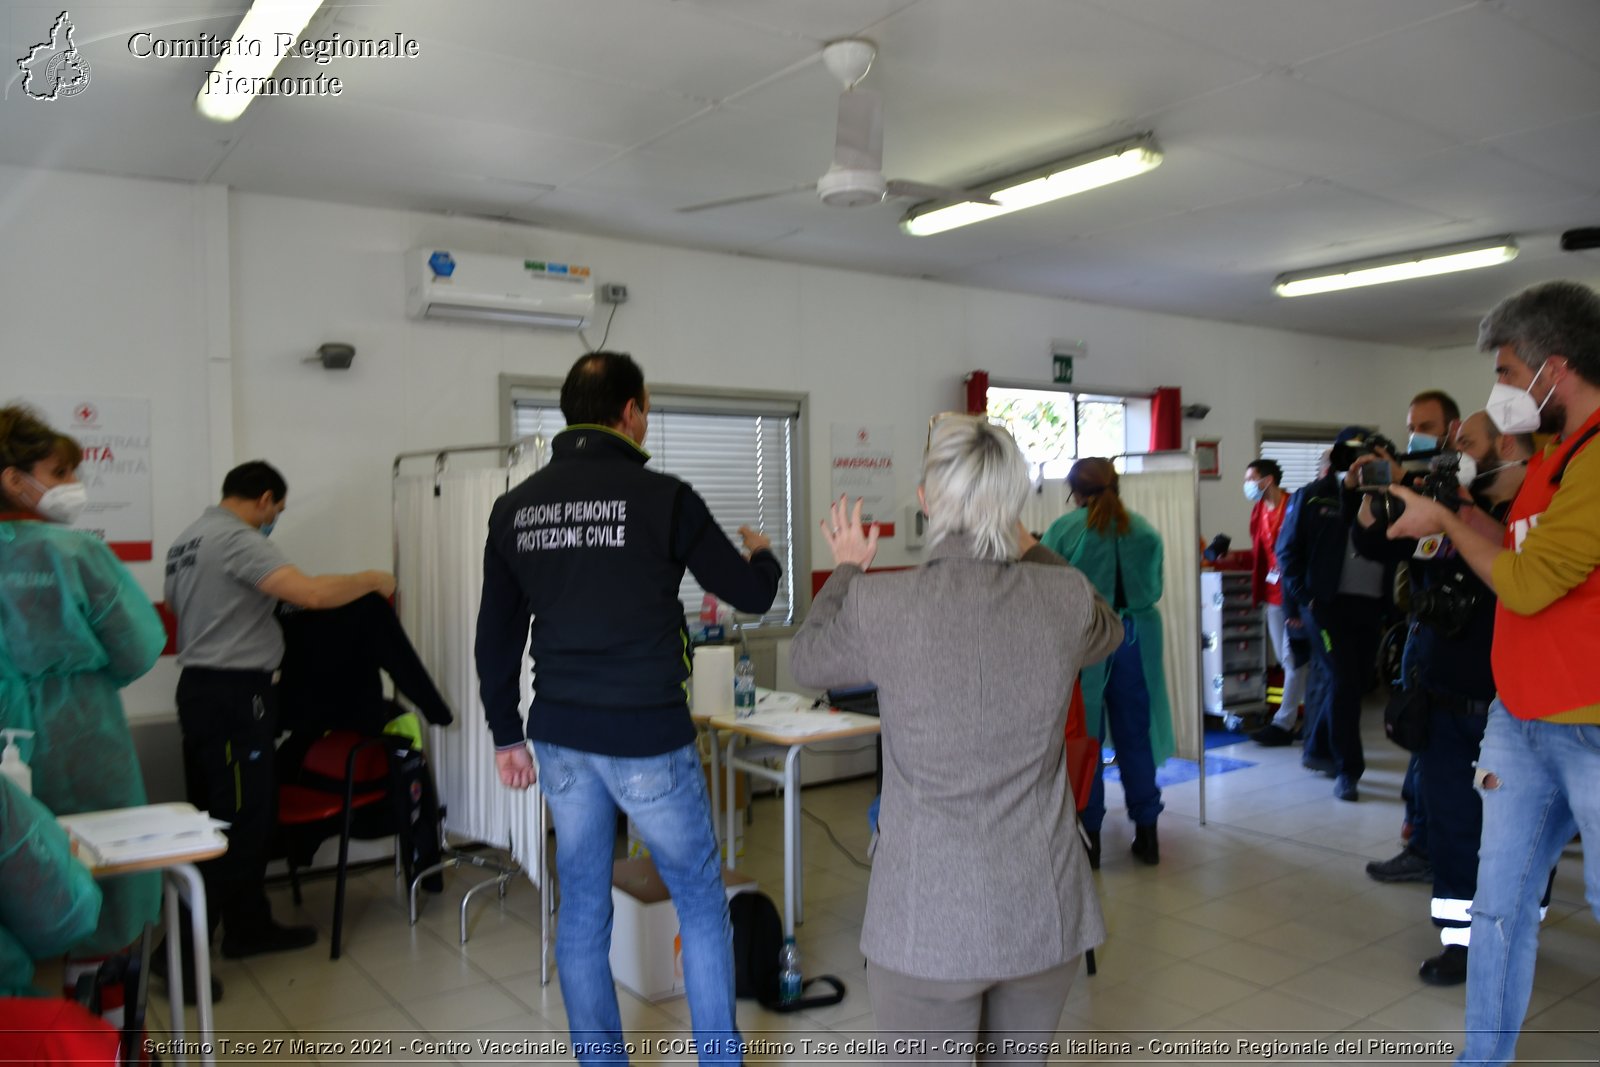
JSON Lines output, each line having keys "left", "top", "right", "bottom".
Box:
{"left": 1249, "top": 496, "right": 1288, "bottom": 607}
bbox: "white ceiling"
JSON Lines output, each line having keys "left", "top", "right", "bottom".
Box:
{"left": 4, "top": 0, "right": 1599, "bottom": 347}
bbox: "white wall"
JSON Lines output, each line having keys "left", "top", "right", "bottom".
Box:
{"left": 4, "top": 165, "right": 1443, "bottom": 720}
{"left": 0, "top": 165, "right": 225, "bottom": 719}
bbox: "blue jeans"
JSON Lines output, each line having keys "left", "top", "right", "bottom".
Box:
{"left": 534, "top": 741, "right": 742, "bottom": 1067}
{"left": 1457, "top": 703, "right": 1600, "bottom": 1066}
{"left": 1084, "top": 617, "right": 1164, "bottom": 835}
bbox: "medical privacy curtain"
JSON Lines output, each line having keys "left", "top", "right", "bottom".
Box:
{"left": 1119, "top": 455, "right": 1200, "bottom": 763}
{"left": 1150, "top": 387, "right": 1183, "bottom": 452}
{"left": 394, "top": 445, "right": 547, "bottom": 885}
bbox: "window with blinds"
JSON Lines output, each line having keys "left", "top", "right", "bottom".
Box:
{"left": 510, "top": 394, "right": 799, "bottom": 628}
{"left": 1259, "top": 437, "right": 1334, "bottom": 493}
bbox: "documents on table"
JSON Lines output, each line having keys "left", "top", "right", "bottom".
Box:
{"left": 59, "top": 803, "right": 229, "bottom": 868}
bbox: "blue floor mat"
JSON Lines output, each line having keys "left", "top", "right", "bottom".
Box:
{"left": 1104, "top": 753, "right": 1256, "bottom": 788}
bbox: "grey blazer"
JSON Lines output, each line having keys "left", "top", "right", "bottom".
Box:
{"left": 789, "top": 534, "right": 1123, "bottom": 981}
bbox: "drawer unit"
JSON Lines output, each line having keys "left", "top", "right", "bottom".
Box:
{"left": 1201, "top": 571, "right": 1272, "bottom": 723}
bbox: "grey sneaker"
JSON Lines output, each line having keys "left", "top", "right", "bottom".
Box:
{"left": 1366, "top": 848, "right": 1432, "bottom": 883}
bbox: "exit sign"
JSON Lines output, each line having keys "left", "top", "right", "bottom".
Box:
{"left": 1053, "top": 354, "right": 1074, "bottom": 383}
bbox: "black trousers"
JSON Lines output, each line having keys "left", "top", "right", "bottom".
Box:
{"left": 176, "top": 667, "right": 281, "bottom": 940}
{"left": 1420, "top": 696, "right": 1489, "bottom": 939}
{"left": 1302, "top": 595, "right": 1382, "bottom": 781}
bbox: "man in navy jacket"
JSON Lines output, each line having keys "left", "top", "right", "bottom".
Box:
{"left": 1276, "top": 426, "right": 1394, "bottom": 801}
{"left": 476, "top": 351, "right": 778, "bottom": 1065}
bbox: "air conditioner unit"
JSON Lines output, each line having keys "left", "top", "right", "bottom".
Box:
{"left": 405, "top": 249, "right": 595, "bottom": 329}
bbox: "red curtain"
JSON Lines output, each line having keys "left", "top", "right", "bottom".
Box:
{"left": 1150, "top": 386, "right": 1182, "bottom": 451}
{"left": 964, "top": 370, "right": 989, "bottom": 415}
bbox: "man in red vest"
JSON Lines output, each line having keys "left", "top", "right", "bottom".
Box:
{"left": 1386, "top": 280, "right": 1600, "bottom": 1066}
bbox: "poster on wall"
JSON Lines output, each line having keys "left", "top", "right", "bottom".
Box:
{"left": 830, "top": 423, "right": 896, "bottom": 537}
{"left": 23, "top": 395, "right": 153, "bottom": 561}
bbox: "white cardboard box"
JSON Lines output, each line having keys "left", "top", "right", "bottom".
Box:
{"left": 609, "top": 857, "right": 756, "bottom": 1002}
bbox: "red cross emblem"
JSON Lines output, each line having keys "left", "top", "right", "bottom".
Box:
{"left": 858, "top": 428, "right": 868, "bottom": 442}
{"left": 75, "top": 404, "right": 97, "bottom": 424}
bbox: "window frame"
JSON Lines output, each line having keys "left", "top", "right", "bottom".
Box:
{"left": 498, "top": 374, "right": 812, "bottom": 635}
{"left": 1255, "top": 420, "right": 1347, "bottom": 493}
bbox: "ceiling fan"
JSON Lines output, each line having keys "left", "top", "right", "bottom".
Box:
{"left": 676, "top": 39, "right": 995, "bottom": 215}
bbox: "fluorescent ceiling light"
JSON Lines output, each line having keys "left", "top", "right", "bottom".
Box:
{"left": 1274, "top": 237, "right": 1519, "bottom": 298}
{"left": 196, "top": 0, "right": 326, "bottom": 121}
{"left": 900, "top": 135, "right": 1163, "bottom": 237}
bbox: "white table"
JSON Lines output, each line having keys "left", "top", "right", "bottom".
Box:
{"left": 63, "top": 805, "right": 226, "bottom": 1067}
{"left": 710, "top": 706, "right": 880, "bottom": 938}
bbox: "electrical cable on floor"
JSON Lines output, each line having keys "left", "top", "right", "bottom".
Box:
{"left": 801, "top": 807, "right": 872, "bottom": 871}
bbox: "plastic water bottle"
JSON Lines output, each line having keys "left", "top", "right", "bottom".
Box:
{"left": 734, "top": 654, "right": 756, "bottom": 719}
{"left": 778, "top": 936, "right": 803, "bottom": 1005}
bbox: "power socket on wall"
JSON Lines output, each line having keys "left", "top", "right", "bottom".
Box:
{"left": 600, "top": 282, "right": 629, "bottom": 304}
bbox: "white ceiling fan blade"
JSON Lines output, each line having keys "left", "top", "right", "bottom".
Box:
{"left": 885, "top": 179, "right": 997, "bottom": 206}
{"left": 676, "top": 184, "right": 817, "bottom": 214}
{"left": 833, "top": 88, "right": 883, "bottom": 173}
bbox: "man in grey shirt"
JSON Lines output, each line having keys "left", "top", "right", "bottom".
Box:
{"left": 160, "top": 461, "right": 394, "bottom": 995}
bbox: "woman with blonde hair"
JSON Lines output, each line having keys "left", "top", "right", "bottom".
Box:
{"left": 791, "top": 415, "right": 1121, "bottom": 1060}
{"left": 1042, "top": 457, "right": 1173, "bottom": 867}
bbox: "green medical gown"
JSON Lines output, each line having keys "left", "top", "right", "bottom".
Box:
{"left": 0, "top": 518, "right": 165, "bottom": 957}
{"left": 1041, "top": 508, "right": 1175, "bottom": 766}
{"left": 0, "top": 775, "right": 103, "bottom": 996}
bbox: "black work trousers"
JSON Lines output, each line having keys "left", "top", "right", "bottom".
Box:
{"left": 1302, "top": 595, "right": 1382, "bottom": 782}
{"left": 1419, "top": 694, "right": 1490, "bottom": 944}
{"left": 176, "top": 667, "right": 281, "bottom": 941}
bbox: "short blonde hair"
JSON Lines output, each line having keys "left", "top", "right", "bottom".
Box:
{"left": 921, "top": 415, "right": 1028, "bottom": 561}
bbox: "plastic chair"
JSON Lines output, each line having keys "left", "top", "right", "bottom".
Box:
{"left": 277, "top": 731, "right": 392, "bottom": 960}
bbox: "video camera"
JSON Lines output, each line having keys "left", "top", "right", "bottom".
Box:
{"left": 1373, "top": 450, "right": 1467, "bottom": 525}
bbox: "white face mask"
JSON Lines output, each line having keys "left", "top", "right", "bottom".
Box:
{"left": 29, "top": 478, "right": 89, "bottom": 525}
{"left": 1455, "top": 451, "right": 1523, "bottom": 490}
{"left": 1243, "top": 480, "right": 1264, "bottom": 503}
{"left": 1486, "top": 361, "right": 1553, "bottom": 435}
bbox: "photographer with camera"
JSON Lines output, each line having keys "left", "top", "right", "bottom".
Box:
{"left": 1383, "top": 281, "right": 1600, "bottom": 1066}
{"left": 1347, "top": 391, "right": 1461, "bottom": 873}
{"left": 1275, "top": 427, "right": 1397, "bottom": 801}
{"left": 1352, "top": 410, "right": 1532, "bottom": 987}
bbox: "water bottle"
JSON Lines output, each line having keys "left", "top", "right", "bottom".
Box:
{"left": 778, "top": 936, "right": 803, "bottom": 1005}
{"left": 734, "top": 654, "right": 756, "bottom": 719}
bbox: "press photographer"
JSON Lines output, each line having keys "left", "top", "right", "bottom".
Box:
{"left": 1351, "top": 410, "right": 1532, "bottom": 987}
{"left": 1343, "top": 392, "right": 1459, "bottom": 846}
{"left": 1383, "top": 280, "right": 1600, "bottom": 1067}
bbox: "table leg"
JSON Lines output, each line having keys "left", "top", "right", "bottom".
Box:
{"left": 537, "top": 790, "right": 551, "bottom": 989}
{"left": 726, "top": 734, "right": 740, "bottom": 871}
{"left": 167, "top": 864, "right": 214, "bottom": 1067}
{"left": 163, "top": 877, "right": 186, "bottom": 1066}
{"left": 782, "top": 745, "right": 801, "bottom": 939}
{"left": 706, "top": 726, "right": 724, "bottom": 864}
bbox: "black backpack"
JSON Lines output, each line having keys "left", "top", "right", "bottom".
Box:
{"left": 729, "top": 891, "right": 846, "bottom": 1012}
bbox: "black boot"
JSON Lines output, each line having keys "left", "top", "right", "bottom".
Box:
{"left": 1086, "top": 831, "right": 1101, "bottom": 870}
{"left": 1131, "top": 823, "right": 1160, "bottom": 866}
{"left": 1419, "top": 945, "right": 1468, "bottom": 987}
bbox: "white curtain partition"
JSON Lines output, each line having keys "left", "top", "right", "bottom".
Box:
{"left": 1119, "top": 453, "right": 1202, "bottom": 765}
{"left": 394, "top": 443, "right": 547, "bottom": 884}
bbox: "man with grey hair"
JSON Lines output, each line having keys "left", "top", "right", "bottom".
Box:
{"left": 1385, "top": 280, "right": 1600, "bottom": 1065}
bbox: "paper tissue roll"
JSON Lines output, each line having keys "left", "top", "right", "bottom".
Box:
{"left": 692, "top": 645, "right": 736, "bottom": 718}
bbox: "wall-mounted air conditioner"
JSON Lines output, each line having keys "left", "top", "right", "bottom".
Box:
{"left": 405, "top": 249, "right": 595, "bottom": 329}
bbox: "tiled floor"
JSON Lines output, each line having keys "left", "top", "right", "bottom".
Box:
{"left": 147, "top": 707, "right": 1598, "bottom": 1064}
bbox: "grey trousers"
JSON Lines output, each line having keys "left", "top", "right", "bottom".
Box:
{"left": 866, "top": 958, "right": 1079, "bottom": 1065}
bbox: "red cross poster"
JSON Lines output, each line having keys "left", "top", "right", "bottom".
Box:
{"left": 24, "top": 394, "right": 153, "bottom": 561}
